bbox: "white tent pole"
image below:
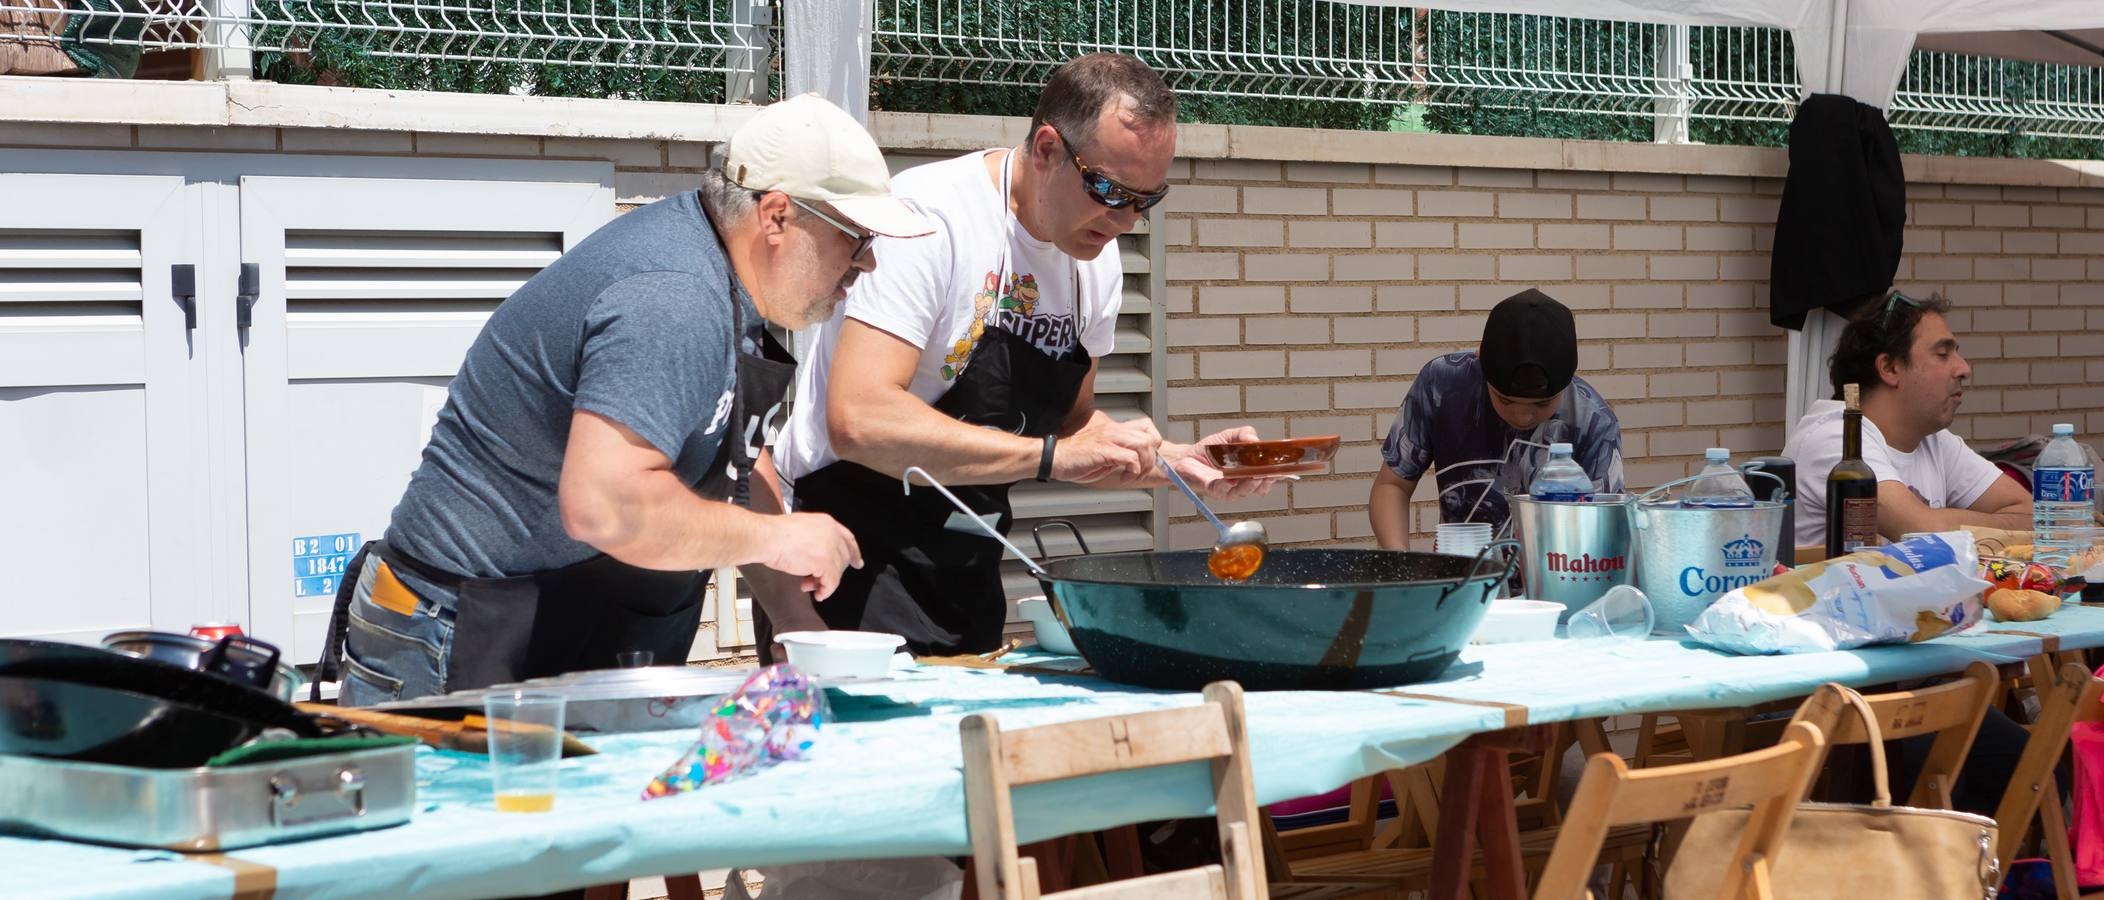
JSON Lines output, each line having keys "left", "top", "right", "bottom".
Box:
{"left": 1780, "top": 0, "right": 1849, "bottom": 437}
{"left": 784, "top": 0, "right": 875, "bottom": 125}
{"left": 1654, "top": 24, "right": 1692, "bottom": 143}
{"left": 783, "top": 0, "right": 877, "bottom": 361}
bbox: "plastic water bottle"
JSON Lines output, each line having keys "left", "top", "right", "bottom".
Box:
{"left": 1682, "top": 448, "right": 1756, "bottom": 509}
{"left": 2033, "top": 423, "right": 2093, "bottom": 572}
{"left": 1529, "top": 442, "right": 1595, "bottom": 502}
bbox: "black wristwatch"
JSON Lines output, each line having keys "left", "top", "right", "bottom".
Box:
{"left": 1036, "top": 434, "right": 1057, "bottom": 482}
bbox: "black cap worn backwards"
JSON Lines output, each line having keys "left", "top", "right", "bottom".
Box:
{"left": 1479, "top": 289, "right": 1577, "bottom": 399}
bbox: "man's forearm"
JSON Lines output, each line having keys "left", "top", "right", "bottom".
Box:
{"left": 568, "top": 471, "right": 779, "bottom": 572}
{"left": 742, "top": 563, "right": 824, "bottom": 631}
{"left": 1879, "top": 506, "right": 2034, "bottom": 539}
{"left": 831, "top": 388, "right": 1042, "bottom": 486}
{"left": 1369, "top": 483, "right": 1413, "bottom": 550}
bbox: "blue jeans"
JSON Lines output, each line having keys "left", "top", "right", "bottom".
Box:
{"left": 339, "top": 555, "right": 457, "bottom": 706}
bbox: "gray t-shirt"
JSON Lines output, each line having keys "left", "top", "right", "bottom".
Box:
{"left": 385, "top": 192, "right": 760, "bottom": 584}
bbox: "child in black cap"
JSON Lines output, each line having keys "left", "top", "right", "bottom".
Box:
{"left": 1369, "top": 289, "right": 1625, "bottom": 548}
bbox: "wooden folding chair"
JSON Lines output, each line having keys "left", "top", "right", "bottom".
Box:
{"left": 1992, "top": 660, "right": 2104, "bottom": 897}
{"left": 1533, "top": 717, "right": 1829, "bottom": 900}
{"left": 961, "top": 681, "right": 1385, "bottom": 900}
{"left": 1271, "top": 724, "right": 1647, "bottom": 897}
{"left": 1809, "top": 660, "right": 2000, "bottom": 809}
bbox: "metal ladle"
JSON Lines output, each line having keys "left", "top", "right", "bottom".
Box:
{"left": 902, "top": 467, "right": 1049, "bottom": 578}
{"left": 1157, "top": 453, "right": 1268, "bottom": 576}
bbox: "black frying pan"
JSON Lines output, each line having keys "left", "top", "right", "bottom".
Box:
{"left": 0, "top": 675, "right": 264, "bottom": 767}
{"left": 0, "top": 639, "right": 320, "bottom": 738}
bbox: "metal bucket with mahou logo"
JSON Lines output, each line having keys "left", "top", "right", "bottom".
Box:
{"left": 1506, "top": 494, "right": 1635, "bottom": 621}
{"left": 1631, "top": 472, "right": 1787, "bottom": 634}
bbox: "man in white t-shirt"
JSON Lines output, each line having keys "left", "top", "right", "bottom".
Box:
{"left": 1784, "top": 292, "right": 2030, "bottom": 548}
{"left": 766, "top": 54, "right": 1273, "bottom": 658}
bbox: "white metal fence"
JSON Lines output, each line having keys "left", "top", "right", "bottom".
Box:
{"left": 0, "top": 0, "right": 772, "bottom": 98}
{"left": 872, "top": 3, "right": 1800, "bottom": 135}
{"left": 1892, "top": 49, "right": 2104, "bottom": 139}
{"left": 5, "top": 0, "right": 2103, "bottom": 143}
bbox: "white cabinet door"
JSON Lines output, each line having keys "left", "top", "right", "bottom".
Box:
{"left": 236, "top": 174, "right": 613, "bottom": 661}
{"left": 0, "top": 174, "right": 209, "bottom": 641}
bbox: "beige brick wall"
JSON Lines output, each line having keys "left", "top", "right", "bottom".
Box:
{"left": 1158, "top": 160, "right": 2104, "bottom": 552}
{"left": 11, "top": 104, "right": 2100, "bottom": 557}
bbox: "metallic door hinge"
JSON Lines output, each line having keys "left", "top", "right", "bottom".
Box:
{"left": 171, "top": 264, "right": 197, "bottom": 330}
{"left": 236, "top": 262, "right": 259, "bottom": 329}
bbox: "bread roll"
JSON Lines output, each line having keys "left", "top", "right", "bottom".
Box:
{"left": 1988, "top": 588, "right": 2060, "bottom": 623}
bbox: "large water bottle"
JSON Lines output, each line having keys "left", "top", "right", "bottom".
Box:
{"left": 1529, "top": 442, "right": 1595, "bottom": 502}
{"left": 1682, "top": 448, "right": 1756, "bottom": 509}
{"left": 2033, "top": 423, "right": 2094, "bottom": 572}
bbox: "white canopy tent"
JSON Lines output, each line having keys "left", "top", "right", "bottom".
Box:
{"left": 787, "top": 0, "right": 2104, "bottom": 428}
{"left": 1319, "top": 0, "right": 2104, "bottom": 432}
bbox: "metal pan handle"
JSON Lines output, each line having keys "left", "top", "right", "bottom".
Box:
{"left": 1438, "top": 539, "right": 1521, "bottom": 609}
{"left": 200, "top": 634, "right": 283, "bottom": 692}
{"left": 902, "top": 466, "right": 1048, "bottom": 578}
{"left": 1032, "top": 519, "right": 1091, "bottom": 559}
{"left": 1735, "top": 465, "right": 1792, "bottom": 504}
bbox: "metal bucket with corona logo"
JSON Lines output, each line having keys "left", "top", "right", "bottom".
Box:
{"left": 1631, "top": 472, "right": 1787, "bottom": 634}
{"left": 1506, "top": 494, "right": 1635, "bottom": 621}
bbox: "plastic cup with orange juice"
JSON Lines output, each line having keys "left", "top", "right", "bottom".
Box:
{"left": 484, "top": 690, "right": 565, "bottom": 812}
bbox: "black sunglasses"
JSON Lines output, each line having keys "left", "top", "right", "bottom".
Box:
{"left": 1879, "top": 289, "right": 1921, "bottom": 329}
{"left": 1054, "top": 131, "right": 1170, "bottom": 212}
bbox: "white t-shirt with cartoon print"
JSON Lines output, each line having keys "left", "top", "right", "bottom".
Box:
{"left": 774, "top": 149, "right": 1123, "bottom": 484}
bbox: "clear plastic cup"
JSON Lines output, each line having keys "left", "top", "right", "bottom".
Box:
{"left": 484, "top": 690, "right": 566, "bottom": 813}
{"left": 1565, "top": 584, "right": 1655, "bottom": 640}
{"left": 615, "top": 650, "right": 655, "bottom": 669}
{"left": 1436, "top": 522, "right": 1493, "bottom": 557}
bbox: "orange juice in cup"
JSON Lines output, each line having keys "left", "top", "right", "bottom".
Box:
{"left": 484, "top": 690, "right": 565, "bottom": 813}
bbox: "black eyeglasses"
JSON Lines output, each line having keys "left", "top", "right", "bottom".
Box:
{"left": 789, "top": 197, "right": 875, "bottom": 261}
{"left": 1054, "top": 131, "right": 1170, "bottom": 212}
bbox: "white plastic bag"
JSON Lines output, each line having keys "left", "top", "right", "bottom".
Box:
{"left": 1685, "top": 531, "right": 1991, "bottom": 654}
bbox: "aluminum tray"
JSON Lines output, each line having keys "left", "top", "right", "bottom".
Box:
{"left": 0, "top": 743, "right": 415, "bottom": 851}
{"left": 372, "top": 666, "right": 754, "bottom": 733}
{"left": 369, "top": 665, "right": 896, "bottom": 733}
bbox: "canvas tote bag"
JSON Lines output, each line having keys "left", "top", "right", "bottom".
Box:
{"left": 1663, "top": 686, "right": 2001, "bottom": 899}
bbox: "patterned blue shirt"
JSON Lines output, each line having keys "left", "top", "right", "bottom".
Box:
{"left": 1380, "top": 352, "right": 1624, "bottom": 530}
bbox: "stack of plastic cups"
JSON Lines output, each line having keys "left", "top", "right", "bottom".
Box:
{"left": 1435, "top": 522, "right": 1493, "bottom": 558}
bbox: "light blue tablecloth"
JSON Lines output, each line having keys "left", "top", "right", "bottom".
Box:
{"left": 11, "top": 605, "right": 2104, "bottom": 900}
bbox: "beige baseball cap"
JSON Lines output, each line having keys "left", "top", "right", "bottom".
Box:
{"left": 724, "top": 93, "right": 934, "bottom": 239}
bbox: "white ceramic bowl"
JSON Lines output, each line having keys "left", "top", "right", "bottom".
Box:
{"left": 1469, "top": 598, "right": 1564, "bottom": 645}
{"left": 774, "top": 631, "right": 905, "bottom": 680}
{"left": 1014, "top": 596, "right": 1077, "bottom": 655}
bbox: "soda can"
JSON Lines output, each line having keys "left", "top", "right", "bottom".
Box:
{"left": 189, "top": 621, "right": 245, "bottom": 642}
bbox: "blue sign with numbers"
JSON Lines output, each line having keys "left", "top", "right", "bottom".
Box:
{"left": 293, "top": 532, "right": 360, "bottom": 598}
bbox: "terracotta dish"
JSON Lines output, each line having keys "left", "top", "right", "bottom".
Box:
{"left": 1204, "top": 435, "right": 1340, "bottom": 477}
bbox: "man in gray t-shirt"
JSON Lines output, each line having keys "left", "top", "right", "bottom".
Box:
{"left": 326, "top": 95, "right": 934, "bottom": 705}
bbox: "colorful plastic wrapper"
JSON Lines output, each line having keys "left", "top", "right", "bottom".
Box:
{"left": 1980, "top": 556, "right": 2068, "bottom": 599}
{"left": 1685, "top": 531, "right": 1991, "bottom": 654}
{"left": 641, "top": 664, "right": 830, "bottom": 799}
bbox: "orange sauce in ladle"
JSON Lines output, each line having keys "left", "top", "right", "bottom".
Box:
{"left": 1208, "top": 542, "right": 1266, "bottom": 582}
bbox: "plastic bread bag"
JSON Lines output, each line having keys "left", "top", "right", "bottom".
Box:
{"left": 1685, "top": 531, "right": 1991, "bottom": 655}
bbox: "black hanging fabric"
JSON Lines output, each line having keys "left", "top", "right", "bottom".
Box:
{"left": 1768, "top": 93, "right": 1907, "bottom": 330}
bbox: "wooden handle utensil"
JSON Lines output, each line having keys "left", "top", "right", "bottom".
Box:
{"left": 298, "top": 703, "right": 596, "bottom": 757}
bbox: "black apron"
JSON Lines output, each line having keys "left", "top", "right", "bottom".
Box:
{"left": 785, "top": 325, "right": 1090, "bottom": 658}
{"left": 316, "top": 269, "right": 795, "bottom": 696}
{"left": 774, "top": 150, "right": 1095, "bottom": 658}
